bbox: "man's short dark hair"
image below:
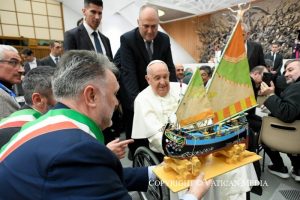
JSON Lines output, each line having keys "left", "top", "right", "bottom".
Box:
{"left": 49, "top": 41, "right": 61, "bottom": 48}
{"left": 271, "top": 42, "right": 280, "bottom": 46}
{"left": 84, "top": 0, "right": 103, "bottom": 7}
{"left": 21, "top": 48, "right": 33, "bottom": 56}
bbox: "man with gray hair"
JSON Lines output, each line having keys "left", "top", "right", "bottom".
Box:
{"left": 0, "top": 66, "right": 56, "bottom": 148}
{"left": 0, "top": 45, "right": 24, "bottom": 119}
{"left": 0, "top": 50, "right": 212, "bottom": 199}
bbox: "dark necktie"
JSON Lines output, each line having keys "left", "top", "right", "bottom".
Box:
{"left": 92, "top": 31, "right": 103, "bottom": 53}
{"left": 55, "top": 57, "right": 59, "bottom": 64}
{"left": 146, "top": 41, "right": 152, "bottom": 60}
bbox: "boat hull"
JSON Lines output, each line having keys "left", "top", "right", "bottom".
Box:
{"left": 162, "top": 123, "right": 248, "bottom": 158}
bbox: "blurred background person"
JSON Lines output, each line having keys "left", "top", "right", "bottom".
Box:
{"left": 264, "top": 42, "right": 283, "bottom": 75}
{"left": 40, "top": 41, "right": 63, "bottom": 67}
{"left": 175, "top": 64, "right": 184, "bottom": 82}
{"left": 20, "top": 48, "right": 41, "bottom": 75}
{"left": 199, "top": 65, "right": 213, "bottom": 87}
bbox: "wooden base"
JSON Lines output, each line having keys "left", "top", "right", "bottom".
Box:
{"left": 153, "top": 151, "right": 261, "bottom": 193}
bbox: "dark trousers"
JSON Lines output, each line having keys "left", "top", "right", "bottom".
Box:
{"left": 264, "top": 146, "right": 300, "bottom": 170}
{"left": 123, "top": 108, "right": 137, "bottom": 154}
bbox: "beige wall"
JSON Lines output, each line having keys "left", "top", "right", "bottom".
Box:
{"left": 161, "top": 15, "right": 211, "bottom": 62}
{"left": 0, "top": 0, "right": 64, "bottom": 41}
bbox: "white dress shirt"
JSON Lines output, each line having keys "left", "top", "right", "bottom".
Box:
{"left": 83, "top": 21, "right": 106, "bottom": 55}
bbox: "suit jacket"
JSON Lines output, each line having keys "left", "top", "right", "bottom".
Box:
{"left": 119, "top": 28, "right": 177, "bottom": 110}
{"left": 264, "top": 52, "right": 283, "bottom": 74}
{"left": 0, "top": 87, "right": 20, "bottom": 120}
{"left": 24, "top": 59, "right": 42, "bottom": 75}
{"left": 247, "top": 41, "right": 265, "bottom": 70}
{"left": 39, "top": 56, "right": 57, "bottom": 68}
{"left": 64, "top": 24, "right": 113, "bottom": 60}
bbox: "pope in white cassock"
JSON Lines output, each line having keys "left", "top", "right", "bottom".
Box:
{"left": 131, "top": 60, "right": 259, "bottom": 200}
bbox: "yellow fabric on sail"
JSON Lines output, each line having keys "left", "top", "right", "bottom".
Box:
{"left": 176, "top": 69, "right": 213, "bottom": 127}
{"left": 207, "top": 21, "right": 257, "bottom": 124}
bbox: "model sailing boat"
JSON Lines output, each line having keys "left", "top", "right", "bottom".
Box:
{"left": 162, "top": 17, "right": 257, "bottom": 159}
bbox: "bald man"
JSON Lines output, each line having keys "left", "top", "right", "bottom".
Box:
{"left": 118, "top": 5, "right": 177, "bottom": 155}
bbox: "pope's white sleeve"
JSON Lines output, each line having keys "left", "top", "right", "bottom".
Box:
{"left": 148, "top": 131, "right": 164, "bottom": 154}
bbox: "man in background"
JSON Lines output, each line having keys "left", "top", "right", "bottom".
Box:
{"left": 64, "top": 0, "right": 113, "bottom": 60}
{"left": 118, "top": 5, "right": 177, "bottom": 156}
{"left": 241, "top": 23, "right": 265, "bottom": 70}
{"left": 40, "top": 41, "right": 63, "bottom": 67}
{"left": 264, "top": 42, "right": 283, "bottom": 75}
{"left": 0, "top": 45, "right": 24, "bottom": 119}
{"left": 20, "top": 48, "right": 41, "bottom": 74}
{"left": 175, "top": 64, "right": 185, "bottom": 82}
{"left": 64, "top": 0, "right": 119, "bottom": 143}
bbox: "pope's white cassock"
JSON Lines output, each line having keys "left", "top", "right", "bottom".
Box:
{"left": 132, "top": 82, "right": 186, "bottom": 154}
{"left": 131, "top": 81, "right": 259, "bottom": 200}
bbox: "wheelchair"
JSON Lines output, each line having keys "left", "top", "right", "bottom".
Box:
{"left": 132, "top": 139, "right": 170, "bottom": 200}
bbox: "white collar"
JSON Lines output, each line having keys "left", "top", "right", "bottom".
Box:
{"left": 83, "top": 21, "right": 100, "bottom": 36}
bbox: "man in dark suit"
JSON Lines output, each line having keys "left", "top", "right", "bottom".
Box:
{"left": 241, "top": 23, "right": 265, "bottom": 70}
{"left": 63, "top": 0, "right": 113, "bottom": 61}
{"left": 264, "top": 42, "right": 283, "bottom": 75}
{"left": 63, "top": 0, "right": 119, "bottom": 144}
{"left": 40, "top": 41, "right": 63, "bottom": 67}
{"left": 118, "top": 5, "right": 177, "bottom": 156}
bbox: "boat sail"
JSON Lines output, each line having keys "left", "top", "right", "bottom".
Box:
{"left": 162, "top": 17, "right": 257, "bottom": 158}
{"left": 175, "top": 69, "right": 214, "bottom": 127}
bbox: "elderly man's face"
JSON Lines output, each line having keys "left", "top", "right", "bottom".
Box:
{"left": 285, "top": 61, "right": 300, "bottom": 84}
{"left": 146, "top": 63, "right": 170, "bottom": 97}
{"left": 175, "top": 65, "right": 184, "bottom": 80}
{"left": 138, "top": 7, "right": 159, "bottom": 42}
{"left": 0, "top": 51, "right": 24, "bottom": 84}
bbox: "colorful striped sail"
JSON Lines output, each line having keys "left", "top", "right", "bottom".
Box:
{"left": 176, "top": 69, "right": 213, "bottom": 127}
{"left": 207, "top": 20, "right": 257, "bottom": 124}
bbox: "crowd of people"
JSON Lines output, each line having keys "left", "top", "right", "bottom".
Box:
{"left": 0, "top": 0, "right": 300, "bottom": 199}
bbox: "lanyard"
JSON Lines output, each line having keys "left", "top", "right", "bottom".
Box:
{"left": 0, "top": 82, "right": 16, "bottom": 98}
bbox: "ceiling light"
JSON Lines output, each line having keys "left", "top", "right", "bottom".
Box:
{"left": 158, "top": 9, "right": 165, "bottom": 17}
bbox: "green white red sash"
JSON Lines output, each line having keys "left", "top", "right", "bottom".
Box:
{"left": 0, "top": 108, "right": 103, "bottom": 162}
{"left": 0, "top": 109, "right": 41, "bottom": 129}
